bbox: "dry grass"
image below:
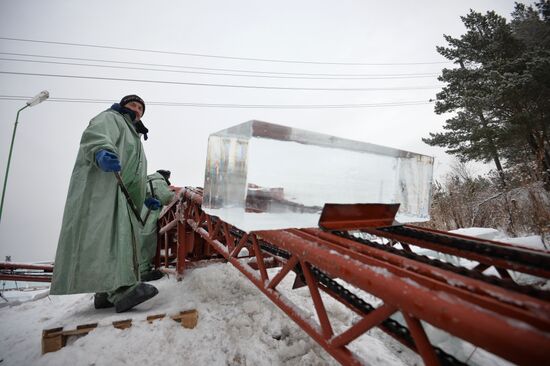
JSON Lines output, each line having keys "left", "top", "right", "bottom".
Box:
{"left": 423, "top": 164, "right": 550, "bottom": 245}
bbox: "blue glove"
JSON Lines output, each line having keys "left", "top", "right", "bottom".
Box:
{"left": 144, "top": 197, "right": 161, "bottom": 210}
{"left": 95, "top": 150, "right": 121, "bottom": 172}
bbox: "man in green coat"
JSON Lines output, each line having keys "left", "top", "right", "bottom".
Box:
{"left": 139, "top": 170, "right": 176, "bottom": 282}
{"left": 51, "top": 95, "right": 161, "bottom": 313}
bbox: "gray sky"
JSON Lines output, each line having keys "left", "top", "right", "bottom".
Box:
{"left": 0, "top": 0, "right": 529, "bottom": 262}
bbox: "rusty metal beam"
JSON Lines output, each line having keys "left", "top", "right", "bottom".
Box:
{"left": 329, "top": 303, "right": 397, "bottom": 348}
{"left": 0, "top": 262, "right": 53, "bottom": 272}
{"left": 299, "top": 228, "right": 550, "bottom": 332}
{"left": 364, "top": 226, "right": 550, "bottom": 279}
{"left": 319, "top": 203, "right": 400, "bottom": 229}
{"left": 0, "top": 274, "right": 52, "bottom": 282}
{"left": 0, "top": 262, "right": 54, "bottom": 283}
{"left": 256, "top": 229, "right": 550, "bottom": 365}
{"left": 189, "top": 223, "right": 362, "bottom": 364}
{"left": 155, "top": 188, "right": 550, "bottom": 366}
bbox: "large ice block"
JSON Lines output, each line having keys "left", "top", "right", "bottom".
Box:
{"left": 203, "top": 120, "right": 433, "bottom": 232}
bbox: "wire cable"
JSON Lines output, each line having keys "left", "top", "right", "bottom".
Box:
{"left": 0, "top": 70, "right": 444, "bottom": 91}
{"left": 0, "top": 95, "right": 433, "bottom": 109}
{"left": 0, "top": 71, "right": 443, "bottom": 91}
{"left": 0, "top": 51, "right": 441, "bottom": 78}
{"left": 0, "top": 56, "right": 439, "bottom": 80}
{"left": 0, "top": 36, "right": 450, "bottom": 66}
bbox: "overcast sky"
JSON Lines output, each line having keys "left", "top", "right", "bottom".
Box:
{"left": 0, "top": 0, "right": 531, "bottom": 262}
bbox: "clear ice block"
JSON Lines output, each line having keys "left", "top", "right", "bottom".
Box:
{"left": 203, "top": 120, "right": 433, "bottom": 232}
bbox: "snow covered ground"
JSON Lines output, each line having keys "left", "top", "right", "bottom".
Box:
{"left": 0, "top": 229, "right": 547, "bottom": 366}
{"left": 0, "top": 264, "right": 414, "bottom": 366}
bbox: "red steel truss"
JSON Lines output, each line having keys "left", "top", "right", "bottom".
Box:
{"left": 156, "top": 187, "right": 550, "bottom": 366}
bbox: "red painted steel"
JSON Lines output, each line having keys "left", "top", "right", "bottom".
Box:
{"left": 0, "top": 261, "right": 53, "bottom": 283}
{"left": 257, "top": 229, "right": 549, "bottom": 365}
{"left": 403, "top": 313, "right": 439, "bottom": 366}
{"left": 329, "top": 303, "right": 397, "bottom": 348}
{"left": 300, "top": 228, "right": 550, "bottom": 331}
{"left": 319, "top": 203, "right": 400, "bottom": 229}
{"left": 154, "top": 188, "right": 550, "bottom": 366}
{"left": 0, "top": 262, "right": 53, "bottom": 272}
{"left": 363, "top": 226, "right": 550, "bottom": 279}
{"left": 0, "top": 274, "right": 52, "bottom": 283}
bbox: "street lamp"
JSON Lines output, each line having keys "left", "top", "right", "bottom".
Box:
{"left": 0, "top": 90, "right": 50, "bottom": 224}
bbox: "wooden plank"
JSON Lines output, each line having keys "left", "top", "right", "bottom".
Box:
{"left": 112, "top": 319, "right": 132, "bottom": 329}
{"left": 42, "top": 310, "right": 196, "bottom": 354}
{"left": 146, "top": 313, "right": 166, "bottom": 323}
{"left": 172, "top": 309, "right": 198, "bottom": 329}
{"left": 42, "top": 327, "right": 65, "bottom": 354}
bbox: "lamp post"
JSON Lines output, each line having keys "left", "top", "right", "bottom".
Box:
{"left": 0, "top": 90, "right": 50, "bottom": 224}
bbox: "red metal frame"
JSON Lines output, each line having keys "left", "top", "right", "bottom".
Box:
{"left": 154, "top": 187, "right": 550, "bottom": 366}
{"left": 0, "top": 262, "right": 53, "bottom": 283}
{"left": 362, "top": 226, "right": 550, "bottom": 279}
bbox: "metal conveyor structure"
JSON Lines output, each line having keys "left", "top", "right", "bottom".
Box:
{"left": 154, "top": 186, "right": 550, "bottom": 366}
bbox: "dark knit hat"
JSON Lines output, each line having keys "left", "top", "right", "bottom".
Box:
{"left": 157, "top": 170, "right": 171, "bottom": 185}
{"left": 120, "top": 94, "right": 145, "bottom": 115}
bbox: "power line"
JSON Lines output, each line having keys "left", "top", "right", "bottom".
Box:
{"left": 0, "top": 56, "right": 439, "bottom": 80}
{"left": 0, "top": 36, "right": 450, "bottom": 66}
{"left": 0, "top": 52, "right": 440, "bottom": 78}
{"left": 0, "top": 70, "right": 444, "bottom": 91}
{"left": 0, "top": 95, "right": 433, "bottom": 109}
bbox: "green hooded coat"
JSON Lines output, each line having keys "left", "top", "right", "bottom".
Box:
{"left": 51, "top": 107, "right": 147, "bottom": 295}
{"left": 139, "top": 172, "right": 175, "bottom": 274}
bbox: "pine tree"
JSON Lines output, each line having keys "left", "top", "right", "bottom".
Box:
{"left": 424, "top": 2, "right": 550, "bottom": 189}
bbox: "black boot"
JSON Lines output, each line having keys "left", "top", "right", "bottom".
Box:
{"left": 94, "top": 292, "right": 114, "bottom": 309}
{"left": 141, "top": 269, "right": 164, "bottom": 282}
{"left": 114, "top": 283, "right": 158, "bottom": 313}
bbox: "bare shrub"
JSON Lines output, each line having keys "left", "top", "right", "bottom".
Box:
{"left": 423, "top": 162, "right": 550, "bottom": 240}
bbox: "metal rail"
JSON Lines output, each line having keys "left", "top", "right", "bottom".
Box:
{"left": 155, "top": 187, "right": 550, "bottom": 366}
{"left": 0, "top": 261, "right": 53, "bottom": 283}
{"left": 367, "top": 225, "right": 550, "bottom": 278}
{"left": 332, "top": 230, "right": 550, "bottom": 300}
